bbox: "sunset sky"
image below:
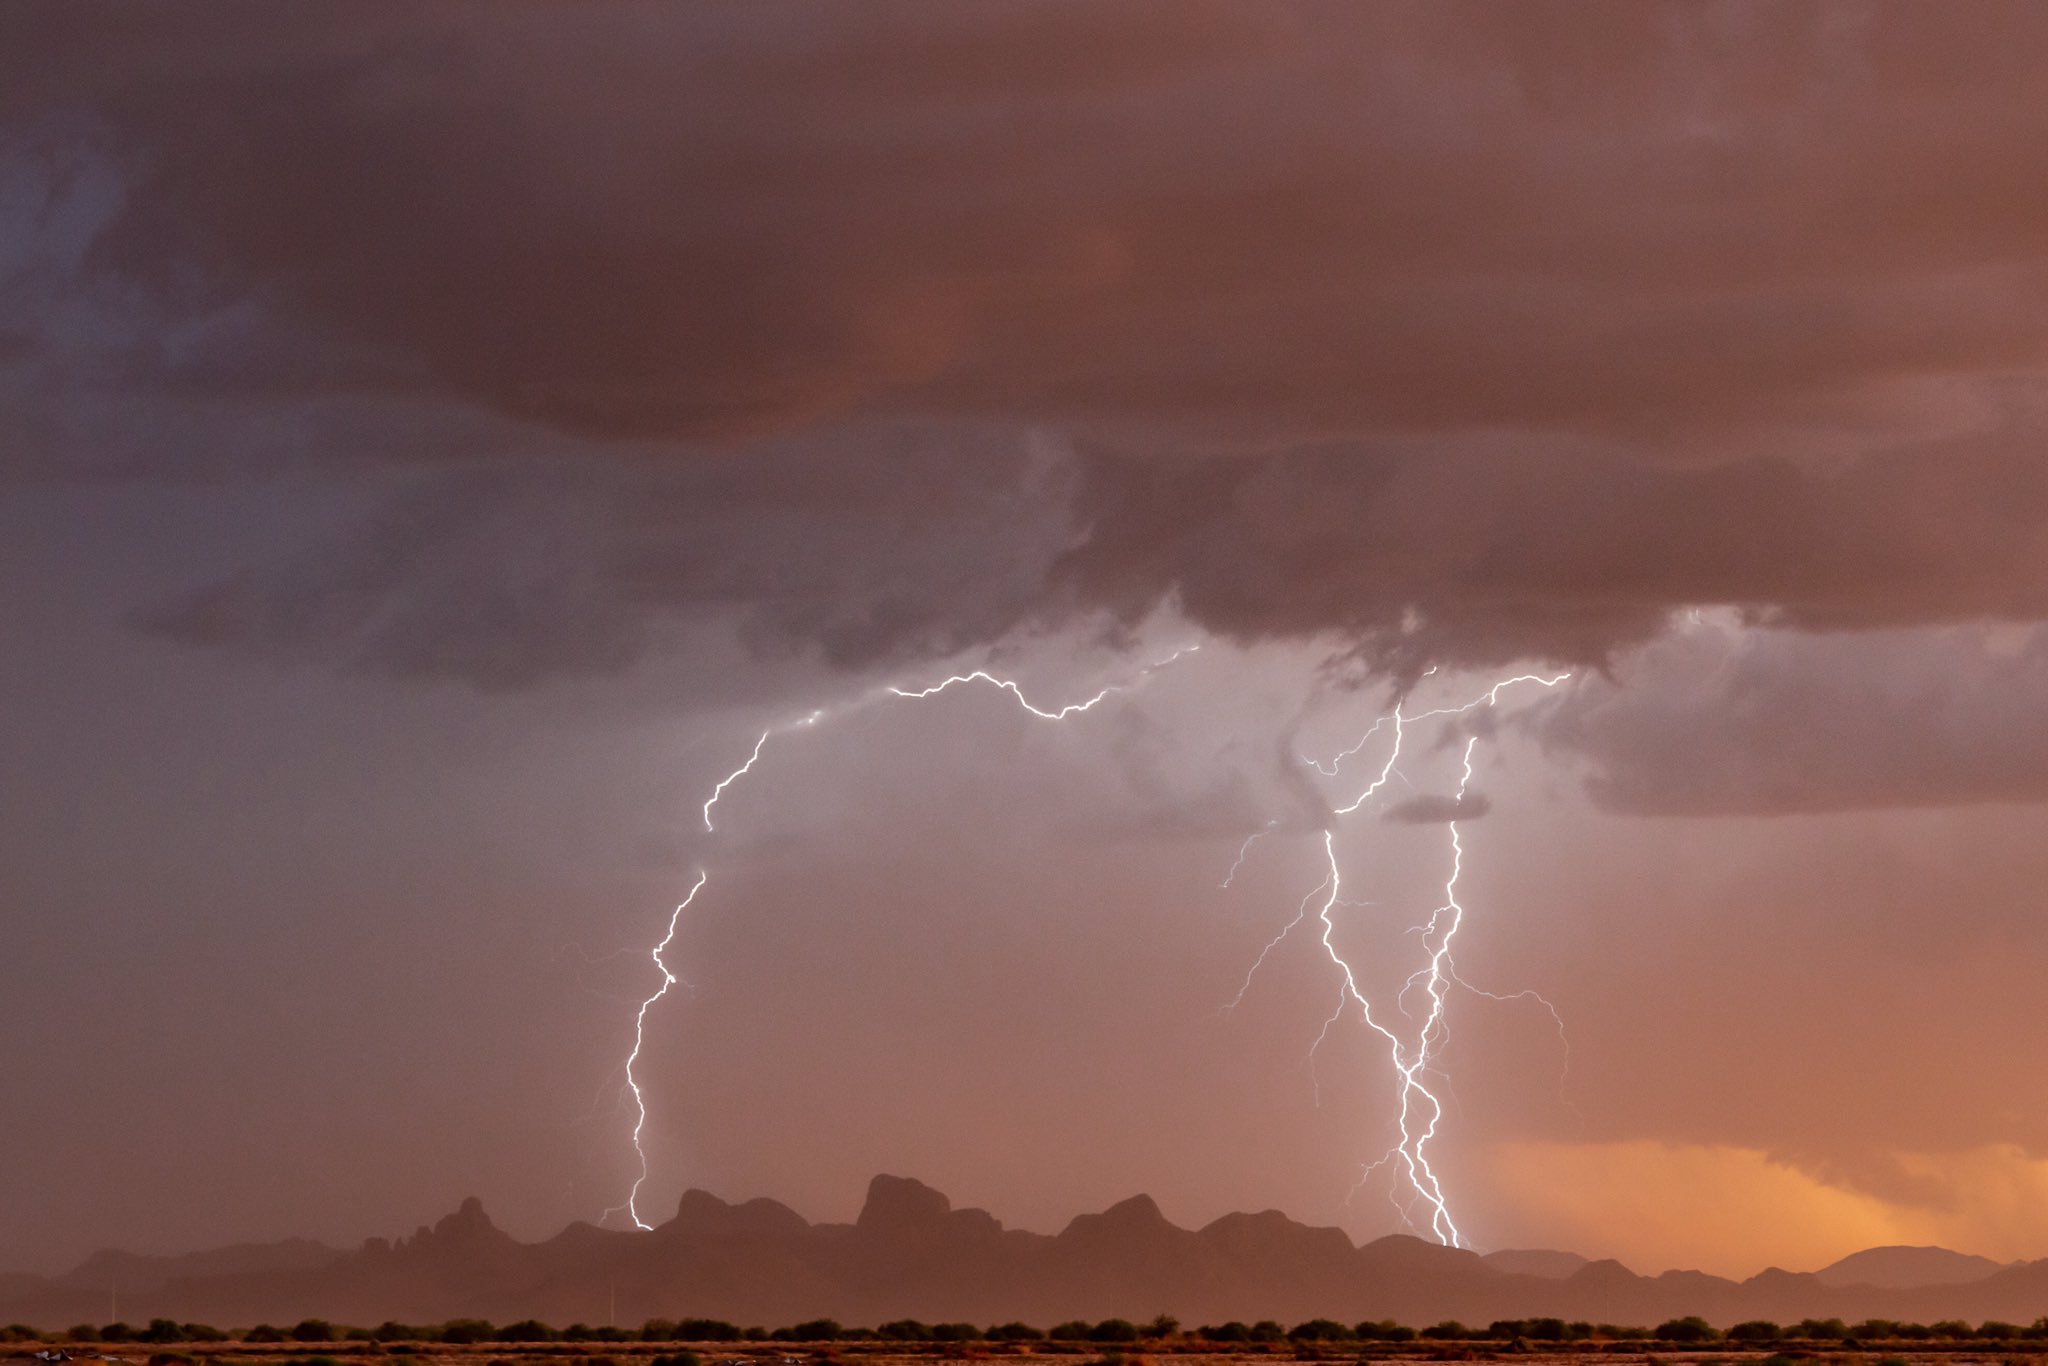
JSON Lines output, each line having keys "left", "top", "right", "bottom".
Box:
{"left": 9, "top": 2, "right": 2048, "bottom": 1283}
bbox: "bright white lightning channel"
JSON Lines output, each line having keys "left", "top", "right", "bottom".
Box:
{"left": 1232, "top": 671, "right": 1570, "bottom": 1247}
{"left": 609, "top": 650, "right": 1193, "bottom": 1226}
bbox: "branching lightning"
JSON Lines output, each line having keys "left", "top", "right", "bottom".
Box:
{"left": 611, "top": 644, "right": 1570, "bottom": 1249}
{"left": 1235, "top": 671, "right": 1571, "bottom": 1247}
{"left": 607, "top": 652, "right": 1192, "bottom": 1226}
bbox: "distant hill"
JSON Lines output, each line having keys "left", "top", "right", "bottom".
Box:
{"left": 1814, "top": 1245, "right": 2006, "bottom": 1290}
{"left": 3, "top": 1177, "right": 2043, "bottom": 1331}
{"left": 1482, "top": 1249, "right": 1590, "bottom": 1280}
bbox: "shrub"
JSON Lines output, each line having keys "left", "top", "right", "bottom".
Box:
{"left": 1288, "top": 1321, "right": 1353, "bottom": 1342}
{"left": 1048, "top": 1323, "right": 1092, "bottom": 1342}
{"left": 246, "top": 1327, "right": 287, "bottom": 1344}
{"left": 1355, "top": 1322, "right": 1415, "bottom": 1343}
{"left": 1729, "top": 1322, "right": 1782, "bottom": 1343}
{"left": 930, "top": 1324, "right": 982, "bottom": 1342}
{"left": 1248, "top": 1321, "right": 1286, "bottom": 1343}
{"left": 290, "top": 1321, "right": 336, "bottom": 1344}
{"left": 370, "top": 1324, "right": 419, "bottom": 1344}
{"left": 1199, "top": 1324, "right": 1250, "bottom": 1343}
{"left": 1981, "top": 1323, "right": 2022, "bottom": 1341}
{"left": 1089, "top": 1321, "right": 1140, "bottom": 1344}
{"left": 1655, "top": 1318, "right": 1720, "bottom": 1343}
{"left": 439, "top": 1321, "right": 495, "bottom": 1345}
{"left": 676, "top": 1321, "right": 742, "bottom": 1343}
{"left": 102, "top": 1324, "right": 139, "bottom": 1343}
{"left": 147, "top": 1353, "right": 195, "bottom": 1366}
{"left": 877, "top": 1321, "right": 932, "bottom": 1342}
{"left": 1421, "top": 1323, "right": 1473, "bottom": 1341}
{"left": 986, "top": 1324, "right": 1044, "bottom": 1342}
{"left": 497, "top": 1321, "right": 557, "bottom": 1343}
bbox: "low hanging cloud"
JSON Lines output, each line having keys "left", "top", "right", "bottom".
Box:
{"left": 1525, "top": 624, "right": 2048, "bottom": 815}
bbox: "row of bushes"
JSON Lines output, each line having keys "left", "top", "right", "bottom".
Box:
{"left": 17, "top": 1315, "right": 2048, "bottom": 1346}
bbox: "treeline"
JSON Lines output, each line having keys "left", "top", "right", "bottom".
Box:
{"left": 13, "top": 1314, "right": 2048, "bottom": 1347}
{"left": 12, "top": 1318, "right": 2048, "bottom": 1351}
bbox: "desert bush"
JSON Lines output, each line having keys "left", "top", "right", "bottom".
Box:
{"left": 1288, "top": 1321, "right": 1353, "bottom": 1342}
{"left": 1088, "top": 1321, "right": 1140, "bottom": 1344}
{"left": 1729, "top": 1322, "right": 1782, "bottom": 1343}
{"left": 1655, "top": 1318, "right": 1720, "bottom": 1343}
{"left": 245, "top": 1326, "right": 286, "bottom": 1343}
{"left": 1930, "top": 1322, "right": 1973, "bottom": 1340}
{"left": 1420, "top": 1322, "right": 1473, "bottom": 1341}
{"left": 497, "top": 1321, "right": 557, "bottom": 1343}
{"left": 101, "top": 1324, "right": 139, "bottom": 1343}
{"left": 649, "top": 1353, "right": 702, "bottom": 1366}
{"left": 147, "top": 1352, "right": 195, "bottom": 1366}
{"left": 291, "top": 1321, "right": 337, "bottom": 1344}
{"left": 1353, "top": 1322, "right": 1415, "bottom": 1343}
{"left": 929, "top": 1324, "right": 982, "bottom": 1342}
{"left": 1046, "top": 1323, "right": 1091, "bottom": 1342}
{"left": 985, "top": 1324, "right": 1043, "bottom": 1342}
{"left": 675, "top": 1321, "right": 741, "bottom": 1343}
{"left": 789, "top": 1321, "right": 843, "bottom": 1341}
{"left": 1791, "top": 1319, "right": 1847, "bottom": 1341}
{"left": 1198, "top": 1323, "right": 1250, "bottom": 1343}
{"left": 3, "top": 1326, "right": 49, "bottom": 1343}
{"left": 1981, "top": 1323, "right": 2023, "bottom": 1341}
{"left": 877, "top": 1320, "right": 933, "bottom": 1342}
{"left": 439, "top": 1321, "right": 495, "bottom": 1345}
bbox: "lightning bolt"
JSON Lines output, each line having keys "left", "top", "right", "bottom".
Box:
{"left": 1234, "top": 670, "right": 1570, "bottom": 1247}
{"left": 607, "top": 650, "right": 1193, "bottom": 1224}
{"left": 1219, "top": 820, "right": 1278, "bottom": 889}
{"left": 605, "top": 870, "right": 707, "bottom": 1230}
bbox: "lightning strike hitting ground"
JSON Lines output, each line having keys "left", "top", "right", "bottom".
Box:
{"left": 617, "top": 647, "right": 1566, "bottom": 1244}
{"left": 606, "top": 870, "right": 707, "bottom": 1230}
{"left": 609, "top": 651, "right": 1193, "bottom": 1225}
{"left": 1242, "top": 671, "right": 1570, "bottom": 1246}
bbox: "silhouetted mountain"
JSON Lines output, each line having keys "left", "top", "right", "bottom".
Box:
{"left": 1814, "top": 1245, "right": 2005, "bottom": 1289}
{"left": 1484, "top": 1249, "right": 1589, "bottom": 1279}
{"left": 4, "top": 1177, "right": 2044, "bottom": 1331}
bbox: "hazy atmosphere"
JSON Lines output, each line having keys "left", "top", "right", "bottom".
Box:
{"left": 8, "top": 2, "right": 2048, "bottom": 1291}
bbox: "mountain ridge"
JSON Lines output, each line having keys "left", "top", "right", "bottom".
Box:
{"left": 1, "top": 1176, "right": 2038, "bottom": 1331}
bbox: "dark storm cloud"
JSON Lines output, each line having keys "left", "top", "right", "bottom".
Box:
{"left": 131, "top": 427, "right": 1081, "bottom": 687}
{"left": 1525, "top": 625, "right": 2048, "bottom": 815}
{"left": 11, "top": 1, "right": 2048, "bottom": 687}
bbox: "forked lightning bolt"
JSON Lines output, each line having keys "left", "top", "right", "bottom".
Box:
{"left": 608, "top": 651, "right": 1193, "bottom": 1225}
{"left": 1232, "top": 671, "right": 1570, "bottom": 1246}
